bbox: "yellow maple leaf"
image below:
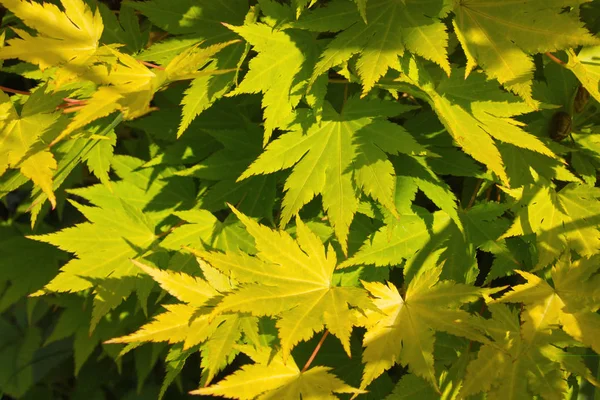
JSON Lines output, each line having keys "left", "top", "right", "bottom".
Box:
{"left": 496, "top": 254, "right": 600, "bottom": 353}
{"left": 0, "top": 0, "right": 103, "bottom": 70}
{"left": 192, "top": 205, "right": 373, "bottom": 361}
{"left": 192, "top": 347, "right": 364, "bottom": 399}
{"left": 0, "top": 89, "right": 63, "bottom": 207}
{"left": 358, "top": 267, "right": 489, "bottom": 390}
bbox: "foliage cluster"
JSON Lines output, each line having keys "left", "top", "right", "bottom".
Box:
{"left": 1, "top": 0, "right": 600, "bottom": 398}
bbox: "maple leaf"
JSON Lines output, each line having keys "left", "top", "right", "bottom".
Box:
{"left": 340, "top": 213, "right": 430, "bottom": 269}
{"left": 177, "top": 42, "right": 245, "bottom": 137}
{"left": 223, "top": 22, "right": 318, "bottom": 143}
{"left": 132, "top": 260, "right": 219, "bottom": 307}
{"left": 0, "top": 87, "right": 65, "bottom": 208}
{"left": 106, "top": 259, "right": 257, "bottom": 384}
{"left": 358, "top": 267, "right": 488, "bottom": 390}
{"left": 126, "top": 0, "right": 248, "bottom": 38}
{"left": 453, "top": 0, "right": 599, "bottom": 102}
{"left": 503, "top": 182, "right": 600, "bottom": 268}
{"left": 239, "top": 97, "right": 425, "bottom": 251}
{"left": 53, "top": 41, "right": 237, "bottom": 145}
{"left": 495, "top": 254, "right": 600, "bottom": 353}
{"left": 461, "top": 301, "right": 599, "bottom": 399}
{"left": 389, "top": 59, "right": 558, "bottom": 186}
{"left": 97, "top": 2, "right": 147, "bottom": 53}
{"left": 67, "top": 154, "right": 196, "bottom": 224}
{"left": 29, "top": 200, "right": 156, "bottom": 294}
{"left": 0, "top": 0, "right": 103, "bottom": 71}
{"left": 567, "top": 46, "right": 600, "bottom": 104}
{"left": 192, "top": 347, "right": 364, "bottom": 399}
{"left": 27, "top": 198, "right": 160, "bottom": 329}
{"left": 176, "top": 126, "right": 278, "bottom": 218}
{"left": 193, "top": 206, "right": 373, "bottom": 360}
{"left": 298, "top": 0, "right": 452, "bottom": 94}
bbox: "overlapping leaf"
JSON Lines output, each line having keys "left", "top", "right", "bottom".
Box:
{"left": 496, "top": 254, "right": 600, "bottom": 352}
{"left": 390, "top": 59, "right": 558, "bottom": 186}
{"left": 461, "top": 301, "right": 599, "bottom": 399}
{"left": 193, "top": 347, "right": 364, "bottom": 399}
{"left": 240, "top": 97, "right": 424, "bottom": 251}
{"left": 454, "top": 0, "right": 599, "bottom": 102}
{"left": 54, "top": 41, "right": 237, "bottom": 144}
{"left": 0, "top": 0, "right": 103, "bottom": 71}
{"left": 358, "top": 267, "right": 487, "bottom": 390}
{"left": 503, "top": 182, "right": 600, "bottom": 268}
{"left": 224, "top": 22, "right": 321, "bottom": 142}
{"left": 194, "top": 206, "right": 373, "bottom": 360}
{"left": 29, "top": 200, "right": 156, "bottom": 294}
{"left": 106, "top": 259, "right": 257, "bottom": 385}
{"left": 298, "top": 0, "right": 452, "bottom": 94}
{"left": 0, "top": 87, "right": 65, "bottom": 207}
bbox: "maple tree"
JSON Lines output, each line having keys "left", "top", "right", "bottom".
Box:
{"left": 1, "top": 0, "right": 600, "bottom": 398}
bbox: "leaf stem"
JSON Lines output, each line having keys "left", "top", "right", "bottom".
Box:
{"left": 156, "top": 220, "right": 186, "bottom": 238}
{"left": 466, "top": 179, "right": 483, "bottom": 209}
{"left": 301, "top": 330, "right": 329, "bottom": 373}
{"left": 138, "top": 60, "right": 165, "bottom": 70}
{"left": 328, "top": 78, "right": 349, "bottom": 84}
{"left": 0, "top": 85, "right": 31, "bottom": 95}
{"left": 544, "top": 52, "right": 566, "bottom": 67}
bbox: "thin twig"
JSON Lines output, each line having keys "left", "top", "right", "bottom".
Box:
{"left": 156, "top": 220, "right": 186, "bottom": 239}
{"left": 0, "top": 85, "right": 31, "bottom": 95}
{"left": 545, "top": 52, "right": 566, "bottom": 66}
{"left": 62, "top": 105, "right": 87, "bottom": 113}
{"left": 328, "top": 78, "right": 349, "bottom": 84}
{"left": 139, "top": 60, "right": 165, "bottom": 70}
{"left": 466, "top": 179, "right": 483, "bottom": 209}
{"left": 62, "top": 98, "right": 86, "bottom": 104}
{"left": 301, "top": 330, "right": 329, "bottom": 373}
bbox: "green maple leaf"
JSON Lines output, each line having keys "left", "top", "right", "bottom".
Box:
{"left": 177, "top": 42, "right": 246, "bottom": 137}
{"left": 160, "top": 345, "right": 194, "bottom": 400}
{"left": 358, "top": 267, "right": 488, "bottom": 390}
{"left": 29, "top": 200, "right": 156, "bottom": 294}
{"left": 503, "top": 182, "right": 600, "bottom": 268}
{"left": 68, "top": 155, "right": 196, "bottom": 224}
{"left": 192, "top": 347, "right": 364, "bottom": 399}
{"left": 82, "top": 131, "right": 116, "bottom": 186}
{"left": 193, "top": 206, "right": 373, "bottom": 360}
{"left": 239, "top": 97, "right": 424, "bottom": 251}
{"left": 126, "top": 0, "right": 248, "bottom": 38}
{"left": 176, "top": 126, "right": 277, "bottom": 218}
{"left": 297, "top": 0, "right": 451, "bottom": 94}
{"left": 453, "top": 0, "right": 599, "bottom": 102}
{"left": 393, "top": 154, "right": 460, "bottom": 226}
{"left": 224, "top": 22, "right": 319, "bottom": 142}
{"left": 28, "top": 199, "right": 159, "bottom": 328}
{"left": 340, "top": 212, "right": 430, "bottom": 269}
{"left": 98, "top": 2, "right": 147, "bottom": 53}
